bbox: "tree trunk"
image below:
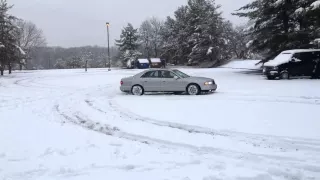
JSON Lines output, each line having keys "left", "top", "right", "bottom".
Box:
{"left": 0, "top": 68, "right": 3, "bottom": 76}
{"left": 8, "top": 63, "right": 12, "bottom": 74}
{"left": 154, "top": 44, "right": 158, "bottom": 57}
{"left": 19, "top": 63, "right": 22, "bottom": 71}
{"left": 85, "top": 60, "right": 88, "bottom": 72}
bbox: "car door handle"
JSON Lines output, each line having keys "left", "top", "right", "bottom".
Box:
{"left": 144, "top": 81, "right": 148, "bottom": 82}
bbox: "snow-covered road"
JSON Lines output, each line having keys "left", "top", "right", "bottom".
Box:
{"left": 1, "top": 68, "right": 320, "bottom": 180}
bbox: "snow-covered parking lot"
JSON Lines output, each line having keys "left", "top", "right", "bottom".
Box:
{"left": 1, "top": 66, "right": 320, "bottom": 180}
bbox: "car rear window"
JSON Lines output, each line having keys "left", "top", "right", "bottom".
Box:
{"left": 294, "top": 52, "right": 319, "bottom": 62}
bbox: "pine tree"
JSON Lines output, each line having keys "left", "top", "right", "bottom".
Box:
{"left": 161, "top": 6, "right": 191, "bottom": 65}
{"left": 116, "top": 23, "right": 141, "bottom": 65}
{"left": 234, "top": 0, "right": 320, "bottom": 60}
{"left": 160, "top": 0, "right": 233, "bottom": 66}
{"left": 187, "top": 0, "right": 225, "bottom": 65}
{"left": 0, "top": 0, "right": 19, "bottom": 75}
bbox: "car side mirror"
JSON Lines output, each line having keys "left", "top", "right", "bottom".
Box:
{"left": 174, "top": 76, "right": 179, "bottom": 79}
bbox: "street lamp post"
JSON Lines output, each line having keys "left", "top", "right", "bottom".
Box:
{"left": 106, "top": 22, "right": 111, "bottom": 71}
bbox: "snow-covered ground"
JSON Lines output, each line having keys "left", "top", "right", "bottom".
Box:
{"left": 1, "top": 66, "right": 320, "bottom": 180}
{"left": 221, "top": 59, "right": 262, "bottom": 70}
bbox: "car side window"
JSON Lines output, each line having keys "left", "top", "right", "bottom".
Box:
{"left": 141, "top": 71, "right": 153, "bottom": 78}
{"left": 141, "top": 71, "right": 160, "bottom": 78}
{"left": 298, "top": 52, "right": 314, "bottom": 62}
{"left": 160, "top": 71, "right": 176, "bottom": 78}
{"left": 315, "top": 52, "right": 320, "bottom": 63}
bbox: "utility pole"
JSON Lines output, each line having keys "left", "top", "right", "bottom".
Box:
{"left": 106, "top": 22, "right": 111, "bottom": 71}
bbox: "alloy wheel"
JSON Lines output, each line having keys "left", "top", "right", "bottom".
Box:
{"left": 188, "top": 85, "right": 199, "bottom": 95}
{"left": 132, "top": 86, "right": 143, "bottom": 96}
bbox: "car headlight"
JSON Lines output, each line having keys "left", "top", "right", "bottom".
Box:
{"left": 204, "top": 81, "right": 213, "bottom": 85}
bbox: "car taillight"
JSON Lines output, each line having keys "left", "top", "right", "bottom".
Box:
{"left": 120, "top": 81, "right": 123, "bottom": 85}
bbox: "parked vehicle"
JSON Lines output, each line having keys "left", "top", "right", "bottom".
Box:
{"left": 263, "top": 49, "right": 320, "bottom": 80}
{"left": 120, "top": 69, "right": 217, "bottom": 95}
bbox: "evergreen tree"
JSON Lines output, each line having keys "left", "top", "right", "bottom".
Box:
{"left": 0, "top": 0, "right": 20, "bottom": 75}
{"left": 160, "top": 0, "right": 233, "bottom": 66}
{"left": 234, "top": 0, "right": 320, "bottom": 60}
{"left": 161, "top": 6, "right": 191, "bottom": 65}
{"left": 187, "top": 0, "right": 226, "bottom": 65}
{"left": 116, "top": 23, "right": 141, "bottom": 65}
{"left": 160, "top": 16, "right": 179, "bottom": 64}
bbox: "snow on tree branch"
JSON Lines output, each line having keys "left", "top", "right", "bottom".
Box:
{"left": 15, "top": 45, "right": 26, "bottom": 55}
{"left": 311, "top": 0, "right": 320, "bottom": 10}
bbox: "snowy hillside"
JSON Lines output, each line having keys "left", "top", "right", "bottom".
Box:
{"left": 1, "top": 68, "right": 320, "bottom": 180}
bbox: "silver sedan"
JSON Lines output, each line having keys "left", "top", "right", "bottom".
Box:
{"left": 120, "top": 69, "right": 217, "bottom": 95}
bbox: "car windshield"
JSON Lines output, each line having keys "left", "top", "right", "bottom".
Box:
{"left": 172, "top": 70, "right": 190, "bottom": 78}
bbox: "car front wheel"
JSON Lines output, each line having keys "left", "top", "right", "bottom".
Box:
{"left": 280, "top": 72, "right": 290, "bottom": 80}
{"left": 267, "top": 75, "right": 276, "bottom": 80}
{"left": 131, "top": 85, "right": 144, "bottom": 96}
{"left": 187, "top": 84, "right": 200, "bottom": 95}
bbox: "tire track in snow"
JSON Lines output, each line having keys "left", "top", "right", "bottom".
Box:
{"left": 82, "top": 97, "right": 320, "bottom": 161}
{"left": 51, "top": 82, "right": 320, "bottom": 177}
{"left": 100, "top": 96, "right": 320, "bottom": 153}
{"left": 85, "top": 98, "right": 228, "bottom": 137}
{"left": 82, "top": 85, "right": 320, "bottom": 154}
{"left": 54, "top": 104, "right": 312, "bottom": 164}
{"left": 214, "top": 92, "right": 320, "bottom": 105}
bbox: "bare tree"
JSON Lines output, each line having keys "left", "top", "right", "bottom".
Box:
{"left": 150, "top": 17, "right": 163, "bottom": 57}
{"left": 80, "top": 48, "right": 93, "bottom": 72}
{"left": 139, "top": 17, "right": 164, "bottom": 58}
{"left": 139, "top": 20, "right": 152, "bottom": 59}
{"left": 15, "top": 20, "right": 46, "bottom": 70}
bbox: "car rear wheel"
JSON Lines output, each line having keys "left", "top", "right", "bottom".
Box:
{"left": 187, "top": 84, "right": 200, "bottom": 95}
{"left": 131, "top": 85, "right": 144, "bottom": 96}
{"left": 280, "top": 72, "right": 289, "bottom": 80}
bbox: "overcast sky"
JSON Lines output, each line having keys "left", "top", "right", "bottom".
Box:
{"left": 9, "top": 0, "right": 252, "bottom": 47}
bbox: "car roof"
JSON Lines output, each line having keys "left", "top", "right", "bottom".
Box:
{"left": 281, "top": 49, "right": 320, "bottom": 54}
{"left": 144, "top": 68, "right": 172, "bottom": 71}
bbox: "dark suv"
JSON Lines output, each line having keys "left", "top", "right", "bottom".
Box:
{"left": 263, "top": 49, "right": 320, "bottom": 80}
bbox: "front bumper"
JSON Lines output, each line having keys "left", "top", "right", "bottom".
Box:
{"left": 264, "top": 70, "right": 279, "bottom": 76}
{"left": 201, "top": 84, "right": 217, "bottom": 91}
{"left": 263, "top": 67, "right": 279, "bottom": 76}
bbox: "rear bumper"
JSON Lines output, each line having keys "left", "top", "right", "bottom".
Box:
{"left": 120, "top": 86, "right": 130, "bottom": 92}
